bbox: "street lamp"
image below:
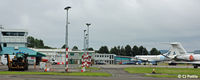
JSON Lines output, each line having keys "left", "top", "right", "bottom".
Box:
{"left": 83, "top": 30, "right": 86, "bottom": 53}
{"left": 86, "top": 23, "right": 91, "bottom": 51}
{"left": 64, "top": 6, "right": 71, "bottom": 72}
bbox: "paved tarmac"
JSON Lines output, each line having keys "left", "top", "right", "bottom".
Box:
{"left": 95, "top": 64, "right": 195, "bottom": 68}
{"left": 0, "top": 64, "right": 199, "bottom": 80}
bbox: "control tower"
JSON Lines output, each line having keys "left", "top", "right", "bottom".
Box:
{"left": 0, "top": 27, "right": 28, "bottom": 47}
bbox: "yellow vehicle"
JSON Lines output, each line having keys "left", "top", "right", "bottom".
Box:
{"left": 5, "top": 52, "right": 29, "bottom": 71}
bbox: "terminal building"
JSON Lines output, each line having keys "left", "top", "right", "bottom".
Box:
{"left": 0, "top": 27, "right": 129, "bottom": 65}
{"left": 0, "top": 28, "right": 46, "bottom": 65}
{"left": 31, "top": 48, "right": 95, "bottom": 64}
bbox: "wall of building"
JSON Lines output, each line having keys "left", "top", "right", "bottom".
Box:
{"left": 31, "top": 48, "right": 95, "bottom": 64}
{"left": 93, "top": 53, "right": 115, "bottom": 64}
{"left": 114, "top": 56, "right": 132, "bottom": 64}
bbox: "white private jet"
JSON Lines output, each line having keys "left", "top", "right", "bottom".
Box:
{"left": 165, "top": 42, "right": 200, "bottom": 68}
{"left": 135, "top": 53, "right": 170, "bottom": 65}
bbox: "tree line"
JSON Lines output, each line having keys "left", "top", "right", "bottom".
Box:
{"left": 61, "top": 45, "right": 94, "bottom": 51}
{"left": 97, "top": 45, "right": 161, "bottom": 56}
{"left": 27, "top": 36, "right": 52, "bottom": 49}
{"left": 27, "top": 36, "right": 161, "bottom": 56}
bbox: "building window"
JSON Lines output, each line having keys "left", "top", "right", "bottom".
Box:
{"left": 18, "top": 32, "right": 25, "bottom": 36}
{"left": 2, "top": 32, "right": 25, "bottom": 36}
{"left": 3, "top": 43, "right": 7, "bottom": 47}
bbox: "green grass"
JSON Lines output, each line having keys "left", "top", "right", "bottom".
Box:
{"left": 0, "top": 71, "right": 111, "bottom": 77}
{"left": 124, "top": 67, "right": 200, "bottom": 78}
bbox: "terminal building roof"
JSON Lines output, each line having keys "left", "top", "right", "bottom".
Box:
{"left": 0, "top": 47, "right": 46, "bottom": 57}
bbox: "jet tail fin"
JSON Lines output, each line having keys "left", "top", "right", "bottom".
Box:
{"left": 166, "top": 42, "right": 187, "bottom": 59}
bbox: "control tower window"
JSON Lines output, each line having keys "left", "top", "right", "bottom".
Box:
{"left": 2, "top": 32, "right": 25, "bottom": 36}
{"left": 18, "top": 32, "right": 25, "bottom": 36}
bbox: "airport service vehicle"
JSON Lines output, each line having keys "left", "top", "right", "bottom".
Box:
{"left": 5, "top": 52, "right": 29, "bottom": 71}
{"left": 165, "top": 42, "right": 200, "bottom": 68}
{"left": 135, "top": 54, "right": 169, "bottom": 65}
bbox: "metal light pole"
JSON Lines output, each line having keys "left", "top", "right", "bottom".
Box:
{"left": 86, "top": 23, "right": 91, "bottom": 51}
{"left": 83, "top": 30, "right": 86, "bottom": 53}
{"left": 64, "top": 6, "right": 71, "bottom": 72}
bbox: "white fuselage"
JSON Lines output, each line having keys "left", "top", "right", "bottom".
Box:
{"left": 175, "top": 54, "right": 200, "bottom": 61}
{"left": 135, "top": 55, "right": 167, "bottom": 62}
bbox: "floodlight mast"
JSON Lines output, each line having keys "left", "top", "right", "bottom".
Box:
{"left": 86, "top": 23, "right": 91, "bottom": 51}
{"left": 64, "top": 6, "right": 71, "bottom": 72}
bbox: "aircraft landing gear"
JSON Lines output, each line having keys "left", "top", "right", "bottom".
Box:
{"left": 193, "top": 65, "right": 198, "bottom": 69}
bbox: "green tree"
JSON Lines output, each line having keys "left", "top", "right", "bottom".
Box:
{"left": 132, "top": 45, "right": 138, "bottom": 56}
{"left": 150, "top": 48, "right": 161, "bottom": 55}
{"left": 34, "top": 39, "right": 40, "bottom": 48}
{"left": 61, "top": 44, "right": 66, "bottom": 49}
{"left": 27, "top": 36, "right": 52, "bottom": 49}
{"left": 125, "top": 45, "right": 132, "bottom": 56}
{"left": 98, "top": 46, "right": 109, "bottom": 53}
{"left": 110, "top": 46, "right": 118, "bottom": 55}
{"left": 138, "top": 46, "right": 144, "bottom": 55}
{"left": 120, "top": 46, "right": 126, "bottom": 56}
{"left": 88, "top": 47, "right": 94, "bottom": 51}
{"left": 38, "top": 39, "right": 44, "bottom": 48}
{"left": 43, "top": 46, "right": 53, "bottom": 49}
{"left": 27, "top": 36, "right": 35, "bottom": 47}
{"left": 72, "top": 46, "right": 78, "bottom": 51}
{"left": 117, "top": 46, "right": 121, "bottom": 55}
{"left": 143, "top": 48, "right": 149, "bottom": 55}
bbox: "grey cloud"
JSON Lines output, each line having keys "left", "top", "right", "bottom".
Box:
{"left": 0, "top": 0, "right": 200, "bottom": 51}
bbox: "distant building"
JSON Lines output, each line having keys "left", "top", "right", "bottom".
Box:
{"left": 114, "top": 56, "right": 132, "bottom": 64}
{"left": 31, "top": 48, "right": 95, "bottom": 64}
{"left": 93, "top": 53, "right": 115, "bottom": 64}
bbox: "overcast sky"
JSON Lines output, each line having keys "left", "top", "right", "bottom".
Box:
{"left": 0, "top": 0, "right": 200, "bottom": 51}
